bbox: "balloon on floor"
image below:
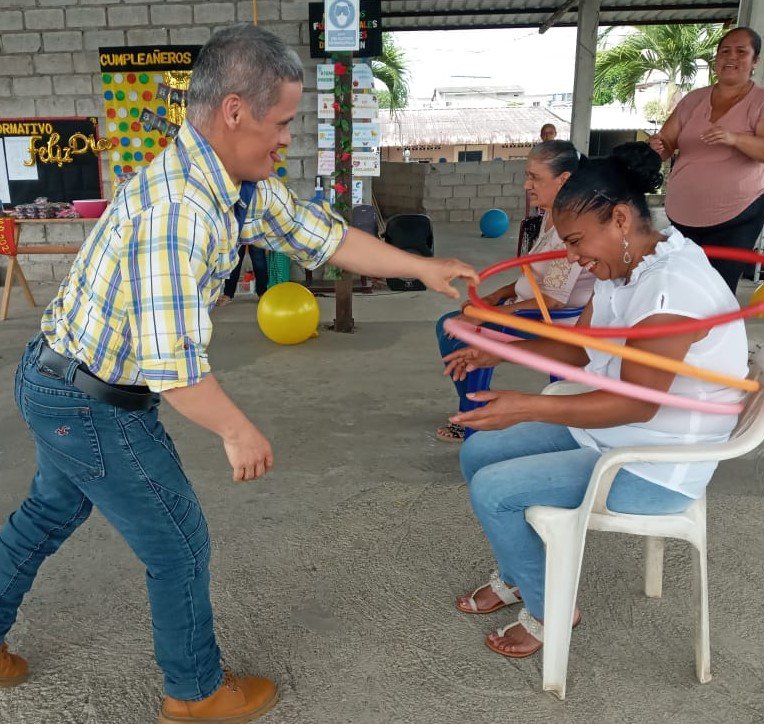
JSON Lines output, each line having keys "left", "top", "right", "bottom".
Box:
{"left": 257, "top": 282, "right": 320, "bottom": 345}
{"left": 479, "top": 209, "right": 510, "bottom": 238}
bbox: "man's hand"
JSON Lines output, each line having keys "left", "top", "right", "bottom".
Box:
{"left": 648, "top": 132, "right": 667, "bottom": 155}
{"left": 162, "top": 375, "right": 274, "bottom": 484}
{"left": 450, "top": 390, "right": 533, "bottom": 430}
{"left": 442, "top": 346, "right": 502, "bottom": 381}
{"left": 417, "top": 257, "right": 480, "bottom": 299}
{"left": 222, "top": 422, "right": 274, "bottom": 482}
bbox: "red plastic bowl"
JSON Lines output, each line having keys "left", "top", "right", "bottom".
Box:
{"left": 73, "top": 199, "right": 108, "bottom": 218}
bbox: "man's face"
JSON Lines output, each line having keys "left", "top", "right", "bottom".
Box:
{"left": 229, "top": 80, "right": 302, "bottom": 182}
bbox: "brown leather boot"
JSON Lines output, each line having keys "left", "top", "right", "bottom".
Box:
{"left": 159, "top": 671, "right": 278, "bottom": 723}
{"left": 0, "top": 643, "right": 28, "bottom": 687}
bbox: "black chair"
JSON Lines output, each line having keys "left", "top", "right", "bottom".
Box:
{"left": 350, "top": 204, "right": 379, "bottom": 238}
{"left": 383, "top": 214, "right": 434, "bottom": 291}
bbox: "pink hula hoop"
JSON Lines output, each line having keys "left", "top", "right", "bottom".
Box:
{"left": 444, "top": 318, "right": 745, "bottom": 416}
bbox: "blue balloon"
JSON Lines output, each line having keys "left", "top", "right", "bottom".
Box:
{"left": 479, "top": 208, "right": 509, "bottom": 238}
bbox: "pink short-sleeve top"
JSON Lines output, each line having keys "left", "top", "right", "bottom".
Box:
{"left": 665, "top": 84, "right": 764, "bottom": 227}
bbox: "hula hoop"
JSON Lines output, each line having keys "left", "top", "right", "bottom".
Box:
{"left": 462, "top": 303, "right": 759, "bottom": 392}
{"left": 469, "top": 245, "right": 764, "bottom": 339}
{"left": 521, "top": 264, "right": 552, "bottom": 324}
{"left": 444, "top": 319, "right": 745, "bottom": 415}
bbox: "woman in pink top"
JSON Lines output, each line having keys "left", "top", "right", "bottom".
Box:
{"left": 650, "top": 26, "right": 764, "bottom": 293}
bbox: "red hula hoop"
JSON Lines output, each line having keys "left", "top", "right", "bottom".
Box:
{"left": 468, "top": 246, "right": 764, "bottom": 339}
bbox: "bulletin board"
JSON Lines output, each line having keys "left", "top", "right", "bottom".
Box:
{"left": 98, "top": 45, "right": 201, "bottom": 185}
{"left": 0, "top": 117, "right": 105, "bottom": 207}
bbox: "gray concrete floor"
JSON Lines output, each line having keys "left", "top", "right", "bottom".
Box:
{"left": 0, "top": 219, "right": 763, "bottom": 724}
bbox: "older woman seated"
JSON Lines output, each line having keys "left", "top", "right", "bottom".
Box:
{"left": 436, "top": 141, "right": 595, "bottom": 442}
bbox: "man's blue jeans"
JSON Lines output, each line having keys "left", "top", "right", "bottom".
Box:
{"left": 460, "top": 422, "right": 694, "bottom": 620}
{"left": 0, "top": 334, "right": 223, "bottom": 700}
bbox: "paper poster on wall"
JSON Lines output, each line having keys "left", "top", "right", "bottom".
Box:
{"left": 98, "top": 45, "right": 201, "bottom": 185}
{"left": 352, "top": 123, "right": 380, "bottom": 149}
{"left": 352, "top": 63, "right": 374, "bottom": 90}
{"left": 352, "top": 178, "right": 363, "bottom": 205}
{"left": 318, "top": 94, "right": 335, "bottom": 119}
{"left": 4, "top": 137, "right": 39, "bottom": 181}
{"left": 324, "top": 0, "right": 360, "bottom": 51}
{"left": 317, "top": 124, "right": 336, "bottom": 149}
{"left": 317, "top": 149, "right": 335, "bottom": 175}
{"left": 317, "top": 64, "right": 334, "bottom": 90}
{"left": 0, "top": 143, "right": 10, "bottom": 204}
{"left": 351, "top": 93, "right": 379, "bottom": 120}
{"left": 351, "top": 150, "right": 380, "bottom": 176}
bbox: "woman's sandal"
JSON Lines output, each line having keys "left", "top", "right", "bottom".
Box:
{"left": 455, "top": 570, "right": 522, "bottom": 614}
{"left": 485, "top": 607, "right": 582, "bottom": 659}
{"left": 436, "top": 422, "right": 465, "bottom": 442}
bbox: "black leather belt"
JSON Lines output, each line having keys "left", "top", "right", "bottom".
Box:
{"left": 38, "top": 343, "right": 154, "bottom": 411}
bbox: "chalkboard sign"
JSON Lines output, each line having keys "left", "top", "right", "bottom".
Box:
{"left": 0, "top": 117, "right": 105, "bottom": 208}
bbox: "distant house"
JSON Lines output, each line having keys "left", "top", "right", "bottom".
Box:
{"left": 430, "top": 84, "right": 525, "bottom": 108}
{"left": 380, "top": 104, "right": 652, "bottom": 162}
{"left": 380, "top": 106, "right": 570, "bottom": 163}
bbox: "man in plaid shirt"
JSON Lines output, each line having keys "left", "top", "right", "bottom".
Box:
{"left": 0, "top": 24, "right": 478, "bottom": 723}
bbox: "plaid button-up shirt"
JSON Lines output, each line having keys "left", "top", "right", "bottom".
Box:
{"left": 42, "top": 122, "right": 346, "bottom": 392}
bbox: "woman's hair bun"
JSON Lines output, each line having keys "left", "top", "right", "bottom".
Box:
{"left": 612, "top": 142, "right": 663, "bottom": 195}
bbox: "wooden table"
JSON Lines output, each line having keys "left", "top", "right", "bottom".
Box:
{"left": 1, "top": 218, "right": 84, "bottom": 321}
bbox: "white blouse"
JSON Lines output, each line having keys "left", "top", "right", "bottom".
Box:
{"left": 568, "top": 228, "right": 749, "bottom": 498}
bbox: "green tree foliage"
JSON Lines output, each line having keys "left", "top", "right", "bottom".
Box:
{"left": 593, "top": 24, "right": 724, "bottom": 108}
{"left": 372, "top": 34, "right": 410, "bottom": 111}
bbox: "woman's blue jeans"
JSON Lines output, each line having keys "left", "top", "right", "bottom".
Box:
{"left": 0, "top": 334, "right": 223, "bottom": 700}
{"left": 460, "top": 422, "right": 694, "bottom": 620}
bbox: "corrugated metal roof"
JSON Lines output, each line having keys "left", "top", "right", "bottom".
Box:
{"left": 381, "top": 106, "right": 572, "bottom": 146}
{"left": 381, "top": 1, "right": 739, "bottom": 32}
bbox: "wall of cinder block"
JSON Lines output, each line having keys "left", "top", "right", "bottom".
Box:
{"left": 373, "top": 160, "right": 527, "bottom": 223}
{"left": 1, "top": 0, "right": 319, "bottom": 281}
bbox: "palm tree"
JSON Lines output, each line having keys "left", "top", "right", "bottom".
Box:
{"left": 593, "top": 24, "right": 724, "bottom": 110}
{"left": 372, "top": 34, "right": 410, "bottom": 111}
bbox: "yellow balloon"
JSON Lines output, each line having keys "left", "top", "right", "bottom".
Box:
{"left": 752, "top": 283, "right": 764, "bottom": 319}
{"left": 257, "top": 282, "right": 320, "bottom": 345}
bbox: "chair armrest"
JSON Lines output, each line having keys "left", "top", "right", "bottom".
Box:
{"left": 541, "top": 381, "right": 595, "bottom": 396}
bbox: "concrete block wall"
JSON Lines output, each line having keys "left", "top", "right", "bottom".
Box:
{"left": 0, "top": 0, "right": 318, "bottom": 281}
{"left": 374, "top": 159, "right": 527, "bottom": 223}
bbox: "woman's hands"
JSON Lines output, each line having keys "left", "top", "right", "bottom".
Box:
{"left": 700, "top": 125, "right": 738, "bottom": 147}
{"left": 442, "top": 346, "right": 503, "bottom": 381}
{"left": 450, "top": 390, "right": 534, "bottom": 430}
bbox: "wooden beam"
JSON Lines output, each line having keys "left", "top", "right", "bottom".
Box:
{"left": 539, "top": 0, "right": 578, "bottom": 34}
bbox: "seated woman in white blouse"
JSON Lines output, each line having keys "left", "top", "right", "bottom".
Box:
{"left": 443, "top": 142, "right": 748, "bottom": 659}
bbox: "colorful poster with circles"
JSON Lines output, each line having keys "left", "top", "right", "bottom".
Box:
{"left": 98, "top": 46, "right": 201, "bottom": 186}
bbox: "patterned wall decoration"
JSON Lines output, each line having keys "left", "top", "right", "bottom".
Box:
{"left": 98, "top": 46, "right": 200, "bottom": 185}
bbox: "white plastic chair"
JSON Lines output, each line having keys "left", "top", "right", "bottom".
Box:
{"left": 525, "top": 359, "right": 764, "bottom": 700}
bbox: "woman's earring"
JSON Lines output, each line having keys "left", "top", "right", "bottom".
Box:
{"left": 622, "top": 236, "right": 632, "bottom": 265}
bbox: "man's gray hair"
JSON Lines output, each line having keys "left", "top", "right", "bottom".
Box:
{"left": 187, "top": 24, "right": 304, "bottom": 126}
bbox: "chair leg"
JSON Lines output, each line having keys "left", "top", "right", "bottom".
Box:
{"left": 692, "top": 542, "right": 712, "bottom": 683}
{"left": 538, "top": 525, "right": 585, "bottom": 700}
{"left": 644, "top": 536, "right": 664, "bottom": 598}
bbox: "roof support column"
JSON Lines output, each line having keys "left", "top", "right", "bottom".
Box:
{"left": 738, "top": 0, "right": 764, "bottom": 86}
{"left": 570, "top": 0, "right": 601, "bottom": 154}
